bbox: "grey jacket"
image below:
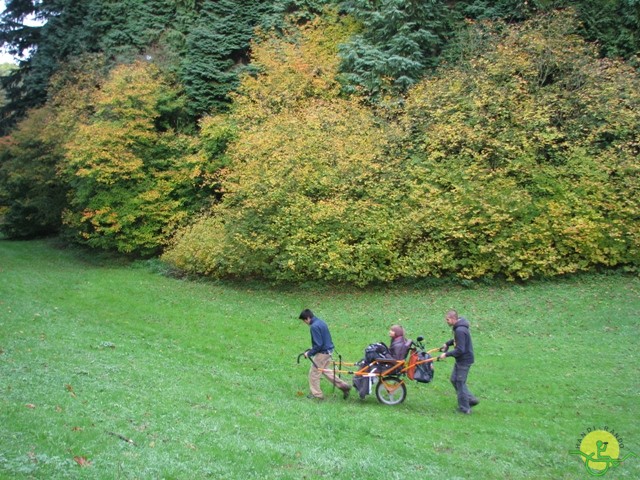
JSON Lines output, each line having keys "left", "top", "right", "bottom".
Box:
{"left": 444, "top": 318, "right": 474, "bottom": 365}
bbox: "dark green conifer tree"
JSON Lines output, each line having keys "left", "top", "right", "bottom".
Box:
{"left": 338, "top": 0, "right": 454, "bottom": 101}
{"left": 180, "top": 0, "right": 275, "bottom": 115}
{"left": 0, "top": 0, "right": 180, "bottom": 133}
{"left": 179, "top": 0, "right": 334, "bottom": 116}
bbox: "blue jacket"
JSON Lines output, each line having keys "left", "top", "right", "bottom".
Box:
{"left": 307, "top": 316, "right": 335, "bottom": 356}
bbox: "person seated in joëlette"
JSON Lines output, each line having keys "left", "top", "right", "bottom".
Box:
{"left": 389, "top": 325, "right": 411, "bottom": 360}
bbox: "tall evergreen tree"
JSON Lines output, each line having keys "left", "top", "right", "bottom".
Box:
{"left": 179, "top": 0, "right": 334, "bottom": 116}
{"left": 180, "top": 0, "right": 276, "bottom": 116}
{"left": 574, "top": 0, "right": 640, "bottom": 61}
{"left": 0, "top": 0, "right": 335, "bottom": 128}
{"left": 0, "top": 0, "right": 45, "bottom": 129}
{"left": 338, "top": 0, "right": 454, "bottom": 101}
{"left": 0, "top": 0, "right": 181, "bottom": 133}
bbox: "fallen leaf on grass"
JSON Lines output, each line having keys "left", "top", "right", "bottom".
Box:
{"left": 25, "top": 403, "right": 36, "bottom": 409}
{"left": 73, "top": 456, "right": 91, "bottom": 467}
{"left": 28, "top": 449, "right": 37, "bottom": 463}
{"left": 296, "top": 391, "right": 305, "bottom": 397}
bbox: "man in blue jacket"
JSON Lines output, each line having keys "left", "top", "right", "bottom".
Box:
{"left": 300, "top": 309, "right": 351, "bottom": 400}
{"left": 439, "top": 310, "right": 479, "bottom": 414}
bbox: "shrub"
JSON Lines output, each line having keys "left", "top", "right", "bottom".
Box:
{"left": 166, "top": 10, "right": 640, "bottom": 284}
{"left": 398, "top": 10, "right": 640, "bottom": 279}
{"left": 164, "top": 12, "right": 405, "bottom": 285}
{"left": 0, "top": 55, "right": 106, "bottom": 238}
{"left": 62, "top": 61, "right": 210, "bottom": 256}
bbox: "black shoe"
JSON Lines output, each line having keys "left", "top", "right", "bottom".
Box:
{"left": 306, "top": 394, "right": 323, "bottom": 400}
{"left": 341, "top": 386, "right": 351, "bottom": 400}
{"left": 470, "top": 399, "right": 480, "bottom": 407}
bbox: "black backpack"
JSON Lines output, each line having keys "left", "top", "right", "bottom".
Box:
{"left": 364, "top": 342, "right": 392, "bottom": 364}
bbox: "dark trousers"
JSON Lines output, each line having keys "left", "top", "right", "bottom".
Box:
{"left": 450, "top": 363, "right": 477, "bottom": 412}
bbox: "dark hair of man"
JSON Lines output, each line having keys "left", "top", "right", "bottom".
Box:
{"left": 299, "top": 309, "right": 314, "bottom": 320}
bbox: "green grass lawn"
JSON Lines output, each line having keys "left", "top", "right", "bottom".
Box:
{"left": 1, "top": 239, "right": 639, "bottom": 479}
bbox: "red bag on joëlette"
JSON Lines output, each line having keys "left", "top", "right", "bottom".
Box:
{"left": 407, "top": 351, "right": 419, "bottom": 380}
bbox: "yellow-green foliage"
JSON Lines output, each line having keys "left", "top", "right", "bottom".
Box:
{"left": 399, "top": 10, "right": 640, "bottom": 280}
{"left": 0, "top": 55, "right": 106, "bottom": 238}
{"left": 165, "top": 10, "right": 639, "bottom": 284}
{"left": 62, "top": 61, "right": 207, "bottom": 256}
{"left": 164, "top": 13, "right": 404, "bottom": 284}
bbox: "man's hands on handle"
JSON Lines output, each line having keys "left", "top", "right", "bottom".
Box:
{"left": 296, "top": 350, "right": 311, "bottom": 364}
{"left": 438, "top": 343, "right": 448, "bottom": 361}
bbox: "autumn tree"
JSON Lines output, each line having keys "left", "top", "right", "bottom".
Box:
{"left": 62, "top": 61, "right": 210, "bottom": 255}
{"left": 397, "top": 10, "right": 640, "bottom": 280}
{"left": 179, "top": 0, "right": 334, "bottom": 116}
{"left": 164, "top": 12, "right": 406, "bottom": 284}
{"left": 166, "top": 9, "right": 639, "bottom": 285}
{"left": 0, "top": 54, "right": 106, "bottom": 238}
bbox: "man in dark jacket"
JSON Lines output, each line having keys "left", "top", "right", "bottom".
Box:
{"left": 439, "top": 310, "right": 479, "bottom": 414}
{"left": 300, "top": 309, "right": 351, "bottom": 400}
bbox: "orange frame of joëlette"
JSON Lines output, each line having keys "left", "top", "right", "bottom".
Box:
{"left": 317, "top": 347, "right": 442, "bottom": 381}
